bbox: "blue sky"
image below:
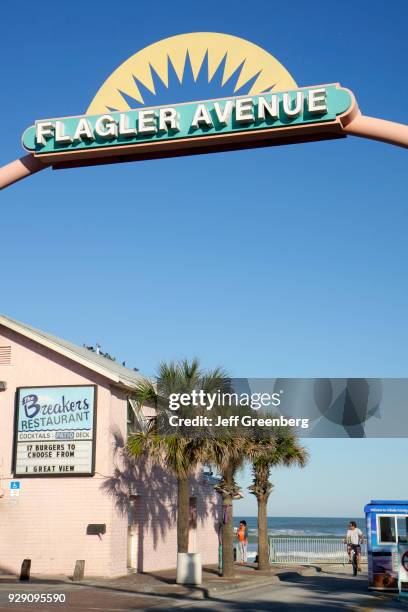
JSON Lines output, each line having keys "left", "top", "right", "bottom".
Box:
{"left": 2, "top": 1, "right": 408, "bottom": 516}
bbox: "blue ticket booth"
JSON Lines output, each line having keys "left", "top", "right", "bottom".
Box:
{"left": 364, "top": 500, "right": 408, "bottom": 591}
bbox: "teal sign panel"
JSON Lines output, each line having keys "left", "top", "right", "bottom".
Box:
{"left": 22, "top": 85, "right": 353, "bottom": 156}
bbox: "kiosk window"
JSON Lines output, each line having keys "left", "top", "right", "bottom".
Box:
{"left": 397, "top": 517, "right": 408, "bottom": 543}
{"left": 378, "top": 516, "right": 397, "bottom": 543}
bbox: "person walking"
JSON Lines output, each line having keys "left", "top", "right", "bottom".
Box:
{"left": 237, "top": 520, "right": 248, "bottom": 564}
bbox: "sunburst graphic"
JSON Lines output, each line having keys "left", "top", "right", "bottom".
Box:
{"left": 87, "top": 32, "right": 297, "bottom": 114}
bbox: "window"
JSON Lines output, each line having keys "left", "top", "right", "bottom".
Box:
{"left": 127, "top": 399, "right": 151, "bottom": 434}
{"left": 378, "top": 516, "right": 397, "bottom": 543}
{"left": 377, "top": 515, "right": 408, "bottom": 543}
{"left": 127, "top": 401, "right": 136, "bottom": 431}
{"left": 397, "top": 517, "right": 408, "bottom": 543}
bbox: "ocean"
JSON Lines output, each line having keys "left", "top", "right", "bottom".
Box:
{"left": 233, "top": 516, "right": 366, "bottom": 557}
{"left": 234, "top": 516, "right": 366, "bottom": 538}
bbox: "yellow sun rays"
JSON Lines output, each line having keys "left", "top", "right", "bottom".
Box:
{"left": 87, "top": 32, "right": 297, "bottom": 115}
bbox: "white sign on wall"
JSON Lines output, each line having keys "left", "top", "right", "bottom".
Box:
{"left": 14, "top": 385, "right": 96, "bottom": 476}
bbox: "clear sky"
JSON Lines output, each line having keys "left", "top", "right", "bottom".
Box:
{"left": 2, "top": 1, "right": 408, "bottom": 517}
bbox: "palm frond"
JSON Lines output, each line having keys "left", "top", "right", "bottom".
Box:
{"left": 247, "top": 429, "right": 308, "bottom": 499}
{"left": 132, "top": 378, "right": 158, "bottom": 407}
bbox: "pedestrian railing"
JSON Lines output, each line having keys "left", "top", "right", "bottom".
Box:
{"left": 269, "top": 536, "right": 367, "bottom": 565}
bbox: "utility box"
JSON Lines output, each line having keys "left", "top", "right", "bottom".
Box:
{"left": 86, "top": 524, "right": 106, "bottom": 535}
{"left": 364, "top": 500, "right": 408, "bottom": 591}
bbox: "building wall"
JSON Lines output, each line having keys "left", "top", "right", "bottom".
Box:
{"left": 127, "top": 464, "right": 220, "bottom": 572}
{"left": 0, "top": 325, "right": 128, "bottom": 578}
{"left": 0, "top": 325, "right": 221, "bottom": 577}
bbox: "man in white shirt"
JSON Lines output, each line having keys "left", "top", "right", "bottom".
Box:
{"left": 345, "top": 521, "right": 364, "bottom": 571}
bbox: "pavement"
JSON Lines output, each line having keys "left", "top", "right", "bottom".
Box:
{"left": 174, "top": 567, "right": 408, "bottom": 611}
{"left": 0, "top": 563, "right": 282, "bottom": 610}
{"left": 0, "top": 563, "right": 407, "bottom": 611}
{"left": 73, "top": 562, "right": 288, "bottom": 598}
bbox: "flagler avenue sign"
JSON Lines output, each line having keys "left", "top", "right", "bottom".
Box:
{"left": 1, "top": 32, "right": 407, "bottom": 190}
{"left": 22, "top": 84, "right": 355, "bottom": 166}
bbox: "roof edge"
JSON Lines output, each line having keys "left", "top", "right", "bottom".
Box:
{"left": 0, "top": 315, "right": 139, "bottom": 390}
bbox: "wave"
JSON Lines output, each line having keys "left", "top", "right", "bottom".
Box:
{"left": 246, "top": 528, "right": 345, "bottom": 537}
{"left": 270, "top": 529, "right": 341, "bottom": 536}
{"left": 273, "top": 551, "right": 348, "bottom": 559}
{"left": 235, "top": 517, "right": 364, "bottom": 538}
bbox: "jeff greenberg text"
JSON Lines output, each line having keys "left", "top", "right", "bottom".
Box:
{"left": 168, "top": 414, "right": 310, "bottom": 428}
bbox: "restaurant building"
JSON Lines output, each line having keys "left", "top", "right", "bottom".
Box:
{"left": 0, "top": 314, "right": 220, "bottom": 577}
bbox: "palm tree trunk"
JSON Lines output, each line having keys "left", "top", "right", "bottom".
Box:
{"left": 257, "top": 494, "right": 270, "bottom": 570}
{"left": 177, "top": 476, "right": 189, "bottom": 553}
{"left": 221, "top": 463, "right": 234, "bottom": 578}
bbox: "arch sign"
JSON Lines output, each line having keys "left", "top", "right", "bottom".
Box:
{"left": 1, "top": 32, "right": 407, "bottom": 190}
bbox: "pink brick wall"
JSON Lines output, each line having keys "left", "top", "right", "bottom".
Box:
{"left": 0, "top": 325, "right": 221, "bottom": 577}
{"left": 126, "top": 465, "right": 220, "bottom": 572}
{"left": 0, "top": 326, "right": 128, "bottom": 578}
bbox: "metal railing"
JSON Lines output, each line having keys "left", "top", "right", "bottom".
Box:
{"left": 269, "top": 536, "right": 367, "bottom": 565}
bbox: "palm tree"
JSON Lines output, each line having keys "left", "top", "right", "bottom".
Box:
{"left": 248, "top": 431, "right": 309, "bottom": 571}
{"left": 210, "top": 435, "right": 247, "bottom": 578}
{"left": 126, "top": 359, "right": 227, "bottom": 555}
{"left": 127, "top": 360, "right": 256, "bottom": 578}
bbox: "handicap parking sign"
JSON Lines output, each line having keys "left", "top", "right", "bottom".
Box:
{"left": 10, "top": 481, "right": 20, "bottom": 496}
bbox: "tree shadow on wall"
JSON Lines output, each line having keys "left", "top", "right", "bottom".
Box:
{"left": 100, "top": 428, "right": 221, "bottom": 573}
{"left": 190, "top": 476, "right": 222, "bottom": 552}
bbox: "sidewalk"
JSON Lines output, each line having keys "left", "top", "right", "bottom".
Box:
{"left": 0, "top": 562, "right": 320, "bottom": 602}
{"left": 3, "top": 563, "right": 394, "bottom": 611}
{"left": 72, "top": 562, "right": 322, "bottom": 600}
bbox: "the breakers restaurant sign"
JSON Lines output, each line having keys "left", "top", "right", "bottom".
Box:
{"left": 13, "top": 386, "right": 96, "bottom": 476}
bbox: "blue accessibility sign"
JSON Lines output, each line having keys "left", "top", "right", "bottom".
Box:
{"left": 10, "top": 481, "right": 20, "bottom": 490}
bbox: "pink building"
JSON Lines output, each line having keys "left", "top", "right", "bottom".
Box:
{"left": 0, "top": 315, "right": 220, "bottom": 578}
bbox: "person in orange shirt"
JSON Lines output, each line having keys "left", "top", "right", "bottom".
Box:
{"left": 237, "top": 520, "right": 248, "bottom": 563}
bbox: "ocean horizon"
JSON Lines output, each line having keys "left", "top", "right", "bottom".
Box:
{"left": 232, "top": 516, "right": 367, "bottom": 560}
{"left": 233, "top": 516, "right": 366, "bottom": 539}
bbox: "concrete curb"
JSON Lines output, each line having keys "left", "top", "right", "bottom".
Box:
{"left": 153, "top": 576, "right": 285, "bottom": 608}
{"left": 160, "top": 569, "right": 323, "bottom": 607}
{"left": 206, "top": 575, "right": 281, "bottom": 596}
{"left": 72, "top": 567, "right": 319, "bottom": 600}
{"left": 72, "top": 574, "right": 281, "bottom": 599}
{"left": 275, "top": 566, "right": 320, "bottom": 581}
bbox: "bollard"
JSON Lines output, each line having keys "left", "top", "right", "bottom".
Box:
{"left": 176, "top": 553, "right": 202, "bottom": 585}
{"left": 19, "top": 559, "right": 31, "bottom": 581}
{"left": 73, "top": 560, "right": 85, "bottom": 581}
